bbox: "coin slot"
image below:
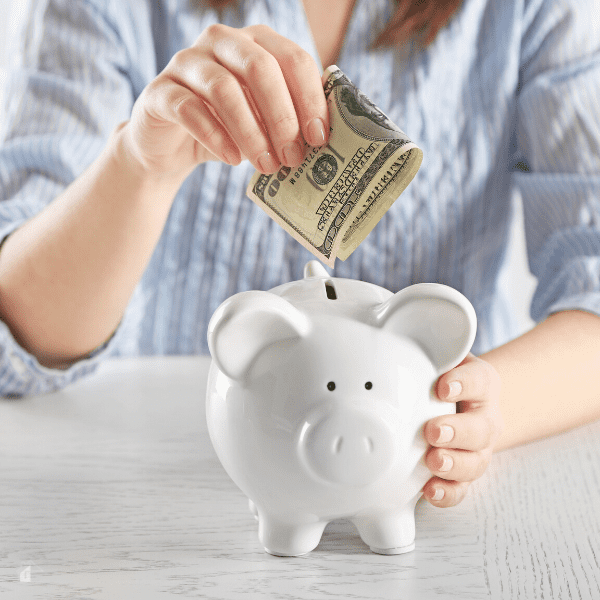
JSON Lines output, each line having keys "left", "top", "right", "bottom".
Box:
{"left": 325, "top": 280, "right": 337, "bottom": 300}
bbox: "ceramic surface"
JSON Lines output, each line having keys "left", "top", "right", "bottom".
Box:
{"left": 206, "top": 261, "right": 477, "bottom": 556}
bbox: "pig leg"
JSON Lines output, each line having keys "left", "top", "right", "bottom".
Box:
{"left": 351, "top": 494, "right": 420, "bottom": 554}
{"left": 257, "top": 509, "right": 328, "bottom": 557}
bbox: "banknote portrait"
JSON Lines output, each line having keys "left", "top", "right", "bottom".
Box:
{"left": 331, "top": 74, "right": 409, "bottom": 142}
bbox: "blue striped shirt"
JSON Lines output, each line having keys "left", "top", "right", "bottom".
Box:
{"left": 1, "top": 0, "right": 599, "bottom": 397}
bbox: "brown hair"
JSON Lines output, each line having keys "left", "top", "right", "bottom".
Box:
{"left": 205, "top": 0, "right": 463, "bottom": 47}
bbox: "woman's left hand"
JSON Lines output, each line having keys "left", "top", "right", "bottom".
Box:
{"left": 422, "top": 353, "right": 504, "bottom": 507}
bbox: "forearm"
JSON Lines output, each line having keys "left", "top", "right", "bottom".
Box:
{"left": 481, "top": 310, "right": 600, "bottom": 452}
{"left": 0, "top": 122, "right": 188, "bottom": 368}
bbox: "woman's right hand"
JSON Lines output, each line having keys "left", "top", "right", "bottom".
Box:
{"left": 123, "top": 24, "right": 330, "bottom": 180}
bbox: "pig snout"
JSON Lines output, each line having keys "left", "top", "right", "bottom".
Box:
{"left": 298, "top": 408, "right": 396, "bottom": 486}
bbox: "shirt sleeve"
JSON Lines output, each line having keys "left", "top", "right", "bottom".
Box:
{"left": 0, "top": 0, "right": 155, "bottom": 397}
{"left": 513, "top": 0, "right": 600, "bottom": 323}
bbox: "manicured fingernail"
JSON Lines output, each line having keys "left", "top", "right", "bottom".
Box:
{"left": 438, "top": 454, "right": 453, "bottom": 472}
{"left": 282, "top": 140, "right": 304, "bottom": 165}
{"left": 432, "top": 487, "right": 445, "bottom": 501}
{"left": 257, "top": 151, "right": 279, "bottom": 173}
{"left": 436, "top": 424, "right": 454, "bottom": 444}
{"left": 445, "top": 381, "right": 462, "bottom": 399}
{"left": 307, "top": 117, "right": 326, "bottom": 146}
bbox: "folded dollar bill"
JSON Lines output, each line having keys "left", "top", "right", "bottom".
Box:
{"left": 246, "top": 65, "right": 423, "bottom": 267}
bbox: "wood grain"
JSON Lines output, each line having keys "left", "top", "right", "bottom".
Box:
{"left": 1, "top": 356, "right": 597, "bottom": 598}
{"left": 472, "top": 420, "right": 600, "bottom": 600}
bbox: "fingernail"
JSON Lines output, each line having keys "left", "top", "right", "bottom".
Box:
{"left": 438, "top": 454, "right": 453, "bottom": 472}
{"left": 432, "top": 487, "right": 445, "bottom": 501}
{"left": 306, "top": 117, "right": 326, "bottom": 146}
{"left": 257, "top": 151, "right": 279, "bottom": 173}
{"left": 445, "top": 380, "right": 462, "bottom": 399}
{"left": 282, "top": 140, "right": 304, "bottom": 166}
{"left": 436, "top": 424, "right": 454, "bottom": 444}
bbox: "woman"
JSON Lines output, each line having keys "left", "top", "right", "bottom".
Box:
{"left": 0, "top": 0, "right": 599, "bottom": 508}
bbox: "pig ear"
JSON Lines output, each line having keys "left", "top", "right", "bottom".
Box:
{"left": 373, "top": 284, "right": 477, "bottom": 375}
{"left": 207, "top": 291, "right": 310, "bottom": 381}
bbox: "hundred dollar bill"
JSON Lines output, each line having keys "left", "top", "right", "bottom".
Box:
{"left": 246, "top": 65, "right": 423, "bottom": 267}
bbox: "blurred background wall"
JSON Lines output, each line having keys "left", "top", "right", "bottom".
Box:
{"left": 0, "top": 0, "right": 536, "bottom": 342}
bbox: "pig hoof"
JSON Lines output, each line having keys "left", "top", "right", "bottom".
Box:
{"left": 370, "top": 541, "right": 416, "bottom": 555}
{"left": 258, "top": 517, "right": 327, "bottom": 557}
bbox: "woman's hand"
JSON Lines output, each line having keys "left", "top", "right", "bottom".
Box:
{"left": 422, "top": 354, "right": 504, "bottom": 507}
{"left": 123, "top": 24, "right": 329, "bottom": 180}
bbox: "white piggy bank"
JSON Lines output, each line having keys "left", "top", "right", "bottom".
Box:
{"left": 206, "top": 261, "right": 476, "bottom": 556}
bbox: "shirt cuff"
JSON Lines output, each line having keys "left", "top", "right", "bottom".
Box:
{"left": 542, "top": 292, "right": 600, "bottom": 322}
{"left": 0, "top": 316, "right": 124, "bottom": 398}
{"left": 529, "top": 229, "right": 600, "bottom": 324}
{"left": 531, "top": 255, "right": 600, "bottom": 322}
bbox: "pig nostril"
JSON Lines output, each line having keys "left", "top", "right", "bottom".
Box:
{"left": 333, "top": 436, "right": 343, "bottom": 454}
{"left": 365, "top": 437, "right": 374, "bottom": 453}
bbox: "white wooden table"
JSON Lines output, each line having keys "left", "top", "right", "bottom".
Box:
{"left": 1, "top": 356, "right": 599, "bottom": 599}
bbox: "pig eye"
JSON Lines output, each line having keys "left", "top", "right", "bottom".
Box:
{"left": 327, "top": 381, "right": 336, "bottom": 391}
{"left": 365, "top": 382, "right": 373, "bottom": 390}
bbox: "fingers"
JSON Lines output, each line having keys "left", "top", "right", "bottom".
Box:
{"left": 421, "top": 445, "right": 493, "bottom": 508}
{"left": 168, "top": 54, "right": 281, "bottom": 172}
{"left": 422, "top": 478, "right": 471, "bottom": 508}
{"left": 435, "top": 353, "right": 501, "bottom": 410}
{"left": 425, "top": 446, "right": 492, "bottom": 482}
{"left": 136, "top": 24, "right": 328, "bottom": 174}
{"left": 424, "top": 412, "right": 496, "bottom": 451}
{"left": 143, "top": 76, "right": 242, "bottom": 166}
{"left": 425, "top": 353, "right": 503, "bottom": 452}
{"left": 421, "top": 354, "right": 504, "bottom": 508}
{"left": 249, "top": 25, "right": 329, "bottom": 149}
{"left": 199, "top": 23, "right": 327, "bottom": 171}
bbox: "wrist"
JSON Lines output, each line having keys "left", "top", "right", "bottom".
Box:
{"left": 109, "top": 121, "right": 193, "bottom": 193}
